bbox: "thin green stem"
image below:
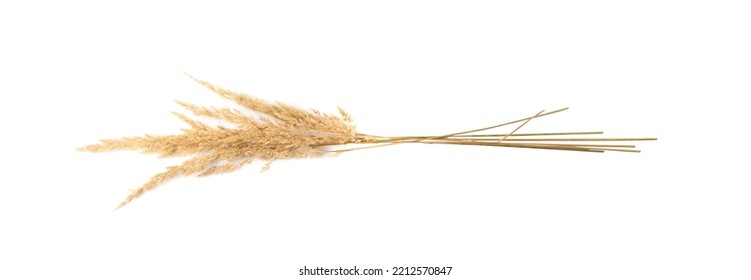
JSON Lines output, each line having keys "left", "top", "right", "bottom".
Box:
{"left": 499, "top": 109, "right": 544, "bottom": 142}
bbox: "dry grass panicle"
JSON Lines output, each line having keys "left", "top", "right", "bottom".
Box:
{"left": 79, "top": 75, "right": 357, "bottom": 209}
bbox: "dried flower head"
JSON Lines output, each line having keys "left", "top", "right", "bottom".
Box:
{"left": 80, "top": 75, "right": 357, "bottom": 208}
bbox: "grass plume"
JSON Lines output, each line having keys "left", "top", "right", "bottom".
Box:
{"left": 80, "top": 75, "right": 656, "bottom": 209}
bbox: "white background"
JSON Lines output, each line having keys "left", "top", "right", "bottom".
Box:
{"left": 1, "top": 1, "right": 749, "bottom": 279}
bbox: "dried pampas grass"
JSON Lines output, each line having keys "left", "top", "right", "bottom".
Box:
{"left": 80, "top": 74, "right": 656, "bottom": 209}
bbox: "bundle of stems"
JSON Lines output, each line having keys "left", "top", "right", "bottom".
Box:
{"left": 80, "top": 75, "right": 656, "bottom": 208}
{"left": 343, "top": 107, "right": 655, "bottom": 154}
